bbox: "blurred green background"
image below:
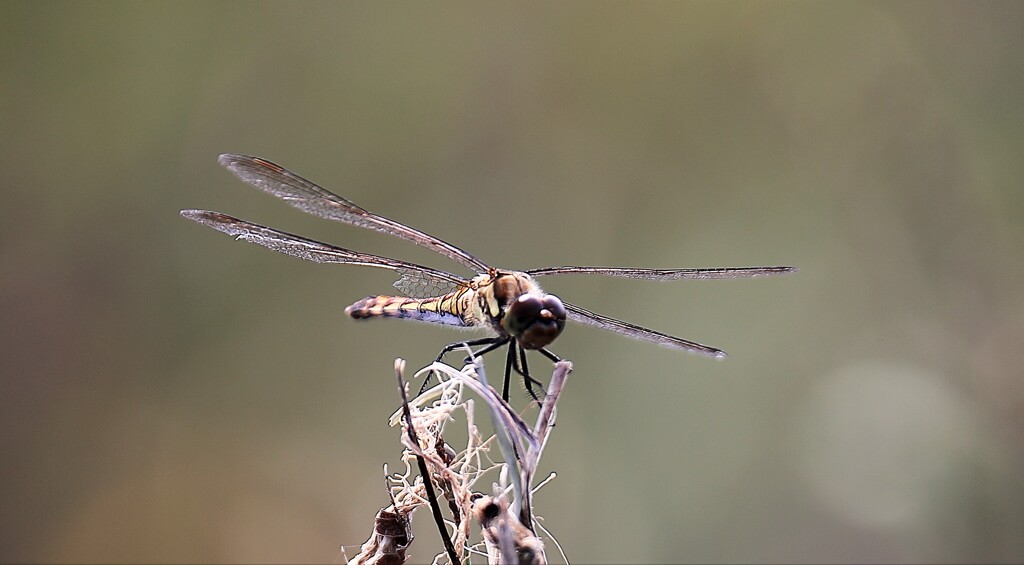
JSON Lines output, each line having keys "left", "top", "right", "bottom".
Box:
{"left": 3, "top": 1, "right": 1023, "bottom": 563}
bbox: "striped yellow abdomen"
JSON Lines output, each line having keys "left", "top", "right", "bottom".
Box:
{"left": 345, "top": 289, "right": 472, "bottom": 328}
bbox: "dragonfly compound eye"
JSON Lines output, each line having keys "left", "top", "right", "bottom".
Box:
{"left": 542, "top": 295, "right": 566, "bottom": 321}
{"left": 505, "top": 294, "right": 566, "bottom": 350}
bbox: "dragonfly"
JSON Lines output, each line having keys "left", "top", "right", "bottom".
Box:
{"left": 181, "top": 155, "right": 796, "bottom": 401}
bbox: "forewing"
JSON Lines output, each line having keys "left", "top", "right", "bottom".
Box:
{"left": 180, "top": 210, "right": 467, "bottom": 292}
{"left": 527, "top": 265, "right": 797, "bottom": 279}
{"left": 217, "top": 154, "right": 490, "bottom": 273}
{"left": 562, "top": 301, "right": 727, "bottom": 358}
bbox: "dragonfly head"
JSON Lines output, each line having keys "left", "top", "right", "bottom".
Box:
{"left": 503, "top": 293, "right": 566, "bottom": 349}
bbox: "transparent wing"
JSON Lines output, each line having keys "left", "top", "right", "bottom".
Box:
{"left": 217, "top": 154, "right": 490, "bottom": 273}
{"left": 393, "top": 269, "right": 461, "bottom": 298}
{"left": 527, "top": 266, "right": 797, "bottom": 279}
{"left": 562, "top": 301, "right": 727, "bottom": 358}
{"left": 181, "top": 210, "right": 466, "bottom": 294}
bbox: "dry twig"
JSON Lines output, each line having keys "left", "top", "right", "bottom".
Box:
{"left": 348, "top": 358, "right": 571, "bottom": 565}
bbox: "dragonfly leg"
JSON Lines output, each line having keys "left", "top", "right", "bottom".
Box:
{"left": 421, "top": 336, "right": 505, "bottom": 396}
{"left": 537, "top": 347, "right": 561, "bottom": 363}
{"left": 465, "top": 337, "right": 511, "bottom": 363}
{"left": 502, "top": 340, "right": 517, "bottom": 402}
{"left": 515, "top": 345, "right": 544, "bottom": 403}
{"left": 434, "top": 336, "right": 504, "bottom": 363}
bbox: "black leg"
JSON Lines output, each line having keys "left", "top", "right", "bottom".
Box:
{"left": 424, "top": 337, "right": 555, "bottom": 404}
{"left": 502, "top": 340, "right": 517, "bottom": 401}
{"left": 538, "top": 347, "right": 561, "bottom": 363}
{"left": 421, "top": 336, "right": 505, "bottom": 396}
{"left": 517, "top": 345, "right": 544, "bottom": 402}
{"left": 465, "top": 337, "right": 510, "bottom": 362}
{"left": 434, "top": 336, "right": 503, "bottom": 363}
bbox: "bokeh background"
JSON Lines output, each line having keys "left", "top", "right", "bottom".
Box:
{"left": 3, "top": 2, "right": 1023, "bottom": 563}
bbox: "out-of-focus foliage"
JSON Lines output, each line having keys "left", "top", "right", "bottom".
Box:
{"left": 2, "top": 2, "right": 1022, "bottom": 563}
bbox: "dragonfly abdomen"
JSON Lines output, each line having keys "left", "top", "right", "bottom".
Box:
{"left": 345, "top": 291, "right": 472, "bottom": 327}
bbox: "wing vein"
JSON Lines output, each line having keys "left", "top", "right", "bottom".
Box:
{"left": 527, "top": 266, "right": 797, "bottom": 280}
{"left": 562, "top": 301, "right": 727, "bottom": 358}
{"left": 180, "top": 210, "right": 467, "bottom": 293}
{"left": 217, "top": 154, "right": 491, "bottom": 273}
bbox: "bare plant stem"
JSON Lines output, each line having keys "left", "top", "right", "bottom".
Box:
{"left": 395, "top": 361, "right": 461, "bottom": 565}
